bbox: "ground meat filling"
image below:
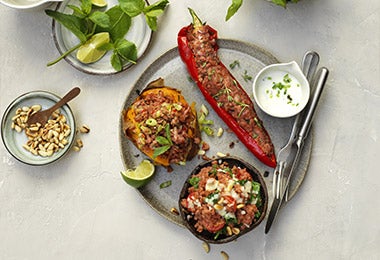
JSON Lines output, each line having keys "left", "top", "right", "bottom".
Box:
{"left": 186, "top": 26, "right": 274, "bottom": 156}
{"left": 131, "top": 90, "right": 198, "bottom": 164}
{"left": 181, "top": 160, "right": 262, "bottom": 238}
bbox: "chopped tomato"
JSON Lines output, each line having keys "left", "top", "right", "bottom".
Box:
{"left": 203, "top": 216, "right": 225, "bottom": 233}
{"left": 223, "top": 195, "right": 237, "bottom": 212}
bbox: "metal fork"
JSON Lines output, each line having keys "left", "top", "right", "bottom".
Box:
{"left": 272, "top": 51, "right": 320, "bottom": 202}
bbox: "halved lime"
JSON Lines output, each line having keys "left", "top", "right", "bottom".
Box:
{"left": 121, "top": 160, "right": 155, "bottom": 188}
{"left": 91, "top": 0, "right": 107, "bottom": 7}
{"left": 76, "top": 32, "right": 110, "bottom": 64}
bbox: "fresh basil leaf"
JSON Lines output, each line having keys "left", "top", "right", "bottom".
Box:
{"left": 119, "top": 0, "right": 145, "bottom": 17}
{"left": 153, "top": 145, "right": 170, "bottom": 158}
{"left": 156, "top": 136, "right": 170, "bottom": 145}
{"left": 90, "top": 11, "right": 111, "bottom": 28}
{"left": 99, "top": 5, "right": 131, "bottom": 41}
{"left": 226, "top": 0, "right": 243, "bottom": 21}
{"left": 115, "top": 39, "right": 137, "bottom": 63}
{"left": 45, "top": 10, "right": 88, "bottom": 42}
{"left": 111, "top": 52, "right": 122, "bottom": 72}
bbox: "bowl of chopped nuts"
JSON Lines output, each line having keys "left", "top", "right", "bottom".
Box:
{"left": 1, "top": 90, "right": 76, "bottom": 166}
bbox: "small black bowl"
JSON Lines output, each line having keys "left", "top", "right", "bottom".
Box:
{"left": 179, "top": 156, "right": 268, "bottom": 243}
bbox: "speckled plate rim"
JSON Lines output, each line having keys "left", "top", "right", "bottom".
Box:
{"left": 119, "top": 39, "right": 313, "bottom": 227}
{"left": 1, "top": 90, "right": 76, "bottom": 166}
{"left": 51, "top": 0, "right": 153, "bottom": 75}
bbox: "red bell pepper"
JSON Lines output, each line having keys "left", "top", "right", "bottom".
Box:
{"left": 177, "top": 8, "right": 276, "bottom": 168}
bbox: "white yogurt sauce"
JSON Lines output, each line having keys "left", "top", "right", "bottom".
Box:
{"left": 256, "top": 70, "right": 303, "bottom": 116}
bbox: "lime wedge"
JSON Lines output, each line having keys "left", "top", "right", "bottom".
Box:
{"left": 121, "top": 160, "right": 155, "bottom": 188}
{"left": 76, "top": 32, "right": 110, "bottom": 64}
{"left": 91, "top": 0, "right": 107, "bottom": 7}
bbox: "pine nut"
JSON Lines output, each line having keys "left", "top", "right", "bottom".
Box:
{"left": 202, "top": 242, "right": 210, "bottom": 253}
{"left": 232, "top": 227, "right": 240, "bottom": 235}
{"left": 79, "top": 124, "right": 90, "bottom": 133}
{"left": 221, "top": 251, "right": 229, "bottom": 260}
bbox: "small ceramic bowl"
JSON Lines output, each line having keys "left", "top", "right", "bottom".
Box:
{"left": 253, "top": 61, "right": 310, "bottom": 118}
{"left": 0, "top": 0, "right": 59, "bottom": 10}
{"left": 51, "top": 0, "right": 152, "bottom": 75}
{"left": 179, "top": 156, "right": 268, "bottom": 244}
{"left": 1, "top": 90, "right": 76, "bottom": 166}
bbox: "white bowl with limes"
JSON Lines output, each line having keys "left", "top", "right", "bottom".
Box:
{"left": 50, "top": 0, "right": 152, "bottom": 75}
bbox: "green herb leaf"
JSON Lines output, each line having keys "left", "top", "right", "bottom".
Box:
{"left": 119, "top": 0, "right": 145, "bottom": 17}
{"left": 80, "top": 0, "right": 92, "bottom": 15}
{"left": 98, "top": 42, "right": 114, "bottom": 51}
{"left": 67, "top": 5, "right": 86, "bottom": 18}
{"left": 242, "top": 70, "right": 252, "bottom": 82}
{"left": 189, "top": 177, "right": 200, "bottom": 188}
{"left": 271, "top": 0, "right": 287, "bottom": 8}
{"left": 143, "top": 0, "right": 169, "bottom": 31}
{"left": 201, "top": 126, "right": 214, "bottom": 136}
{"left": 156, "top": 136, "right": 170, "bottom": 145}
{"left": 159, "top": 180, "right": 172, "bottom": 189}
{"left": 229, "top": 60, "right": 240, "bottom": 69}
{"left": 90, "top": 11, "right": 111, "bottom": 28}
{"left": 114, "top": 39, "right": 137, "bottom": 63}
{"left": 45, "top": 10, "right": 88, "bottom": 42}
{"left": 111, "top": 52, "right": 122, "bottom": 71}
{"left": 143, "top": 0, "right": 169, "bottom": 14}
{"left": 226, "top": 0, "right": 243, "bottom": 21}
{"left": 165, "top": 124, "right": 172, "bottom": 145}
{"left": 144, "top": 15, "right": 158, "bottom": 31}
{"left": 98, "top": 5, "right": 131, "bottom": 41}
{"left": 153, "top": 145, "right": 170, "bottom": 158}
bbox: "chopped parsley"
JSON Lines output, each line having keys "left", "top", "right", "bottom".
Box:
{"left": 242, "top": 70, "right": 253, "bottom": 82}
{"left": 229, "top": 60, "right": 240, "bottom": 69}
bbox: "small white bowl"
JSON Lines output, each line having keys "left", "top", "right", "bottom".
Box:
{"left": 252, "top": 61, "right": 310, "bottom": 118}
{"left": 0, "top": 0, "right": 59, "bottom": 10}
{"left": 1, "top": 90, "right": 76, "bottom": 166}
{"left": 51, "top": 0, "right": 152, "bottom": 75}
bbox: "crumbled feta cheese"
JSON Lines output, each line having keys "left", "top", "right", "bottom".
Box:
{"left": 205, "top": 178, "right": 219, "bottom": 191}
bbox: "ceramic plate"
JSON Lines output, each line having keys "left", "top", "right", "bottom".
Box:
{"left": 119, "top": 39, "right": 312, "bottom": 226}
{"left": 51, "top": 0, "right": 152, "bottom": 75}
{"left": 1, "top": 90, "right": 76, "bottom": 166}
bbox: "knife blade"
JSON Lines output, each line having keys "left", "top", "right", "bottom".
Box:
{"left": 265, "top": 67, "right": 329, "bottom": 234}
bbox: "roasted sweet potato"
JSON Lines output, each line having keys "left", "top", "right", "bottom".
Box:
{"left": 123, "top": 78, "right": 201, "bottom": 167}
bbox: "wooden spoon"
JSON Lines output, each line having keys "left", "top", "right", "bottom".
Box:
{"left": 27, "top": 87, "right": 81, "bottom": 126}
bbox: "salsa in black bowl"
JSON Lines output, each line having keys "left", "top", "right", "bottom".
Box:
{"left": 179, "top": 156, "right": 268, "bottom": 243}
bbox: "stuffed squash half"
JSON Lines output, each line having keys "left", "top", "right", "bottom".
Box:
{"left": 123, "top": 78, "right": 201, "bottom": 167}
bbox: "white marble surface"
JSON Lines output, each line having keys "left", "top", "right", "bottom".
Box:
{"left": 0, "top": 0, "right": 379, "bottom": 259}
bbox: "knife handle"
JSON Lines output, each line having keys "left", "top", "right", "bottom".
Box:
{"left": 297, "top": 67, "right": 329, "bottom": 144}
